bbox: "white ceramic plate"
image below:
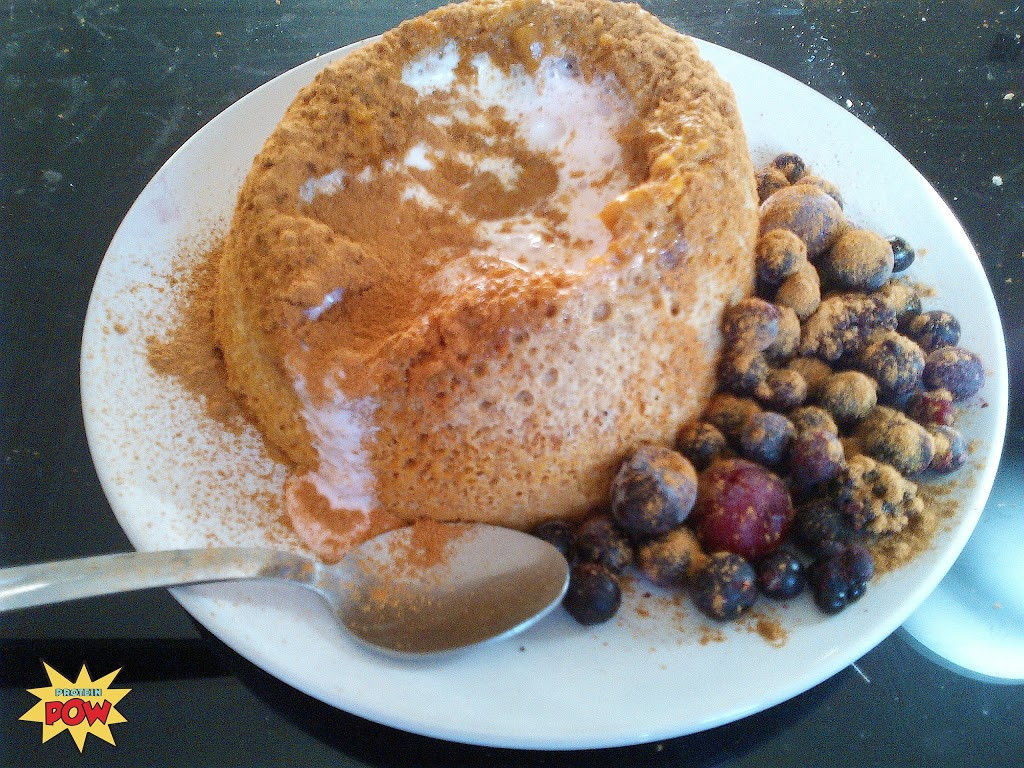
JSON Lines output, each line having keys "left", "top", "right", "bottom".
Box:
{"left": 81, "top": 37, "right": 1008, "bottom": 749}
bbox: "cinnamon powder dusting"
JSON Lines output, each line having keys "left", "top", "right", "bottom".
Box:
{"left": 388, "top": 518, "right": 472, "bottom": 576}
{"left": 145, "top": 242, "right": 246, "bottom": 435}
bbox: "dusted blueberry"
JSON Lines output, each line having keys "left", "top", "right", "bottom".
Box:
{"left": 789, "top": 405, "right": 839, "bottom": 435}
{"left": 820, "top": 228, "right": 894, "bottom": 292}
{"left": 532, "top": 519, "right": 576, "bottom": 562}
{"left": 877, "top": 387, "right": 916, "bottom": 411}
{"left": 759, "top": 185, "right": 846, "bottom": 258}
{"left": 775, "top": 261, "right": 822, "bottom": 320}
{"left": 676, "top": 421, "right": 729, "bottom": 470}
{"left": 907, "top": 310, "right": 962, "bottom": 352}
{"left": 817, "top": 371, "right": 878, "bottom": 427}
{"left": 771, "top": 152, "right": 807, "bottom": 183}
{"left": 740, "top": 411, "right": 797, "bottom": 467}
{"left": 928, "top": 425, "right": 968, "bottom": 473}
{"left": 723, "top": 297, "right": 781, "bottom": 352}
{"left": 787, "top": 357, "right": 834, "bottom": 400}
{"left": 757, "top": 550, "right": 806, "bottom": 599}
{"left": 756, "top": 368, "right": 808, "bottom": 411}
{"left": 704, "top": 394, "right": 763, "bottom": 443}
{"left": 858, "top": 331, "right": 925, "bottom": 398}
{"left": 636, "top": 527, "right": 708, "bottom": 588}
{"left": 765, "top": 305, "right": 802, "bottom": 362}
{"left": 718, "top": 351, "right": 770, "bottom": 395}
{"left": 793, "top": 499, "right": 863, "bottom": 559}
{"left": 611, "top": 444, "right": 698, "bottom": 538}
{"left": 563, "top": 564, "right": 621, "bottom": 625}
{"left": 888, "top": 236, "right": 916, "bottom": 273}
{"left": 789, "top": 428, "right": 846, "bottom": 489}
{"left": 855, "top": 407, "right": 935, "bottom": 476}
{"left": 691, "top": 552, "right": 758, "bottom": 621}
{"left": 907, "top": 388, "right": 956, "bottom": 426}
{"left": 923, "top": 347, "right": 985, "bottom": 401}
{"left": 757, "top": 229, "right": 808, "bottom": 286}
{"left": 757, "top": 166, "right": 790, "bottom": 203}
{"left": 695, "top": 459, "right": 795, "bottom": 561}
{"left": 795, "top": 174, "right": 844, "bottom": 208}
{"left": 873, "top": 280, "right": 922, "bottom": 326}
{"left": 575, "top": 515, "right": 633, "bottom": 573}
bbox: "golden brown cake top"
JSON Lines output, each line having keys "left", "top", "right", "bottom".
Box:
{"left": 223, "top": 0, "right": 750, "bottom": 408}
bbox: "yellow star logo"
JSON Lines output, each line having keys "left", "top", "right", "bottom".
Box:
{"left": 20, "top": 662, "right": 130, "bottom": 752}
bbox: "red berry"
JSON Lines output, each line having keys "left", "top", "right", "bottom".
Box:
{"left": 694, "top": 459, "right": 795, "bottom": 561}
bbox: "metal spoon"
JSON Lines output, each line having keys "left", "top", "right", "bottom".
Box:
{"left": 0, "top": 524, "right": 570, "bottom": 656}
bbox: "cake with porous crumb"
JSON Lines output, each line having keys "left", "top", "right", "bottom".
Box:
{"left": 215, "top": 0, "right": 758, "bottom": 560}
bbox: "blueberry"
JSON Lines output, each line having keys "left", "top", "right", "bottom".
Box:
{"left": 691, "top": 552, "right": 758, "bottom": 621}
{"left": 757, "top": 229, "right": 808, "bottom": 286}
{"left": 704, "top": 394, "right": 763, "bottom": 443}
{"left": 765, "top": 305, "right": 802, "bottom": 362}
{"left": 787, "top": 358, "right": 834, "bottom": 400}
{"left": 873, "top": 280, "right": 922, "bottom": 326}
{"left": 775, "top": 261, "right": 822, "bottom": 320}
{"left": 563, "top": 563, "right": 621, "bottom": 625}
{"left": 856, "top": 407, "right": 935, "bottom": 476}
{"left": 843, "top": 544, "right": 876, "bottom": 586}
{"left": 820, "top": 228, "right": 894, "bottom": 292}
{"left": 858, "top": 331, "right": 925, "bottom": 398}
{"left": 532, "top": 519, "right": 575, "bottom": 563}
{"left": 906, "top": 310, "right": 962, "bottom": 352}
{"left": 611, "top": 444, "right": 698, "bottom": 538}
{"left": 928, "top": 425, "right": 968, "bottom": 473}
{"left": 676, "top": 421, "right": 728, "bottom": 470}
{"left": 789, "top": 427, "right": 846, "bottom": 489}
{"left": 760, "top": 185, "right": 845, "bottom": 258}
{"left": 793, "top": 498, "right": 863, "bottom": 559}
{"left": 718, "top": 351, "right": 770, "bottom": 395}
{"left": 756, "top": 550, "right": 806, "bottom": 599}
{"left": 795, "top": 174, "right": 844, "bottom": 208}
{"left": 756, "top": 368, "right": 808, "bottom": 411}
{"left": 771, "top": 152, "right": 807, "bottom": 183}
{"left": 809, "top": 546, "right": 875, "bottom": 614}
{"left": 740, "top": 411, "right": 796, "bottom": 467}
{"left": 757, "top": 167, "right": 790, "bottom": 203}
{"left": 788, "top": 405, "right": 839, "bottom": 435}
{"left": 808, "top": 556, "right": 850, "bottom": 614}
{"left": 907, "top": 388, "right": 956, "bottom": 426}
{"left": 575, "top": 515, "right": 633, "bottom": 572}
{"left": 723, "top": 298, "right": 780, "bottom": 352}
{"left": 817, "top": 371, "right": 878, "bottom": 427}
{"left": 888, "top": 236, "right": 916, "bottom": 273}
{"left": 636, "top": 527, "right": 706, "bottom": 588}
{"left": 923, "top": 347, "right": 985, "bottom": 401}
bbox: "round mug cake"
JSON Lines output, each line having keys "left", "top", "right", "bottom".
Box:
{"left": 215, "top": 0, "right": 758, "bottom": 559}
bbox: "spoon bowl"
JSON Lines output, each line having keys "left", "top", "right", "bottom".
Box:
{"left": 0, "top": 523, "right": 570, "bottom": 656}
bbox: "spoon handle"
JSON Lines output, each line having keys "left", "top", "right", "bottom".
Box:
{"left": 0, "top": 548, "right": 314, "bottom": 611}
